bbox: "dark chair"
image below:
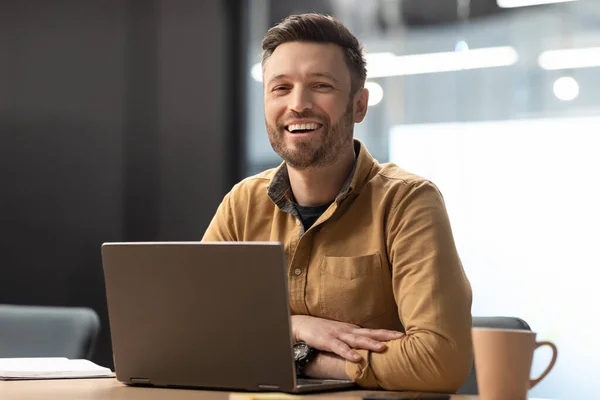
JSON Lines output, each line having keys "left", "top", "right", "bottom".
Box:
{"left": 0, "top": 304, "right": 101, "bottom": 359}
{"left": 457, "top": 316, "right": 532, "bottom": 394}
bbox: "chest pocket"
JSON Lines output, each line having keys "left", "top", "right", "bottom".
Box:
{"left": 319, "top": 253, "right": 385, "bottom": 325}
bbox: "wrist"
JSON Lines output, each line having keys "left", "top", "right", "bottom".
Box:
{"left": 293, "top": 341, "right": 317, "bottom": 376}
{"left": 303, "top": 352, "right": 349, "bottom": 380}
{"left": 291, "top": 315, "right": 306, "bottom": 343}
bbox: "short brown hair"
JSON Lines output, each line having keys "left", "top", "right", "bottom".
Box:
{"left": 261, "top": 13, "right": 367, "bottom": 94}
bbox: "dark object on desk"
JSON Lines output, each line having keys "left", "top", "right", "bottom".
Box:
{"left": 363, "top": 392, "right": 450, "bottom": 400}
{"left": 456, "top": 316, "right": 531, "bottom": 395}
{"left": 0, "top": 304, "right": 101, "bottom": 359}
{"left": 101, "top": 242, "right": 355, "bottom": 393}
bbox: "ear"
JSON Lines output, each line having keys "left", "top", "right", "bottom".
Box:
{"left": 353, "top": 87, "right": 369, "bottom": 123}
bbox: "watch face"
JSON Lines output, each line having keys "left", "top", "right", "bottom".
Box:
{"left": 293, "top": 342, "right": 309, "bottom": 360}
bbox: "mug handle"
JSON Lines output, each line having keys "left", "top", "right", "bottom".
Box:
{"left": 529, "top": 341, "right": 558, "bottom": 388}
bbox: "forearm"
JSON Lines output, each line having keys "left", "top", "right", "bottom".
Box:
{"left": 303, "top": 352, "right": 349, "bottom": 380}
{"left": 346, "top": 330, "right": 472, "bottom": 391}
{"left": 347, "top": 267, "right": 473, "bottom": 392}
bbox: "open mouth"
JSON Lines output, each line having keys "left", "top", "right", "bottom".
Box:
{"left": 285, "top": 122, "right": 323, "bottom": 134}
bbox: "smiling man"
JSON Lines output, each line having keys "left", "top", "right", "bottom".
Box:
{"left": 202, "top": 13, "right": 473, "bottom": 392}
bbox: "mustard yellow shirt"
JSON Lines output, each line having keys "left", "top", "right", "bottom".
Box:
{"left": 202, "top": 140, "right": 473, "bottom": 392}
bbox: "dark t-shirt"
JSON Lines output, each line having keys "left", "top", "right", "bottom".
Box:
{"left": 294, "top": 201, "right": 332, "bottom": 231}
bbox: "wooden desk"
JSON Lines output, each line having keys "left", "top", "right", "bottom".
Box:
{"left": 0, "top": 378, "right": 480, "bottom": 400}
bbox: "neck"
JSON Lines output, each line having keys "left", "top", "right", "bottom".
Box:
{"left": 287, "top": 143, "right": 356, "bottom": 207}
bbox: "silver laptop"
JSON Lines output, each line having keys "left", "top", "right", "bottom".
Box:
{"left": 101, "top": 241, "right": 356, "bottom": 393}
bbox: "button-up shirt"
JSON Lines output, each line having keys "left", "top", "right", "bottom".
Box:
{"left": 202, "top": 139, "right": 473, "bottom": 392}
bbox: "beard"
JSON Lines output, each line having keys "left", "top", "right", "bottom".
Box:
{"left": 266, "top": 101, "right": 355, "bottom": 170}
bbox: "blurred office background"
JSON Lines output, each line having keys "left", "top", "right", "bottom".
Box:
{"left": 2, "top": 0, "right": 598, "bottom": 398}
{"left": 1, "top": 0, "right": 245, "bottom": 376}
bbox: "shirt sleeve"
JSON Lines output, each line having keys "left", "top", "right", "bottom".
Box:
{"left": 346, "top": 180, "right": 473, "bottom": 392}
{"left": 202, "top": 191, "right": 238, "bottom": 242}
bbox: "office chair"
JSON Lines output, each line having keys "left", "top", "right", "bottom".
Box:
{"left": 0, "top": 304, "right": 101, "bottom": 359}
{"left": 457, "top": 316, "right": 532, "bottom": 394}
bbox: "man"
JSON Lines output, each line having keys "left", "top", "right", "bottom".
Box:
{"left": 203, "top": 13, "right": 472, "bottom": 392}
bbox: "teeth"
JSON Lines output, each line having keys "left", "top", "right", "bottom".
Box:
{"left": 287, "top": 123, "right": 319, "bottom": 132}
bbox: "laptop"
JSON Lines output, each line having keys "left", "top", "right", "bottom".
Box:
{"left": 101, "top": 241, "right": 356, "bottom": 393}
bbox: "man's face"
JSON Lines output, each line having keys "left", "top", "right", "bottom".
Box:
{"left": 263, "top": 42, "right": 368, "bottom": 170}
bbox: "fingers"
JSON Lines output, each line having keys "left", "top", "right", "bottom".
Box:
{"left": 340, "top": 333, "right": 389, "bottom": 352}
{"left": 290, "top": 314, "right": 404, "bottom": 361}
{"left": 355, "top": 328, "right": 405, "bottom": 342}
{"left": 331, "top": 339, "right": 362, "bottom": 362}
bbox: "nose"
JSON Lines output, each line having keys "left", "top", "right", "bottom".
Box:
{"left": 289, "top": 87, "right": 313, "bottom": 112}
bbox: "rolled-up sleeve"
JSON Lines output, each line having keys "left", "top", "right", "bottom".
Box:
{"left": 346, "top": 181, "right": 473, "bottom": 392}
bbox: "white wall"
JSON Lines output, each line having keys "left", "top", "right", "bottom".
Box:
{"left": 390, "top": 116, "right": 600, "bottom": 400}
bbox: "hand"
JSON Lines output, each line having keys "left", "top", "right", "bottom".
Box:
{"left": 292, "top": 315, "right": 404, "bottom": 362}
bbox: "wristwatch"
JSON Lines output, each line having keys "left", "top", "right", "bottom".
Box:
{"left": 293, "top": 341, "right": 317, "bottom": 376}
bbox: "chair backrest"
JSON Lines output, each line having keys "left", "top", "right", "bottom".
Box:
{"left": 0, "top": 304, "right": 101, "bottom": 359}
{"left": 457, "top": 316, "right": 531, "bottom": 394}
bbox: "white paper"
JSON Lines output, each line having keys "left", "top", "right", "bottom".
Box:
{"left": 0, "top": 357, "right": 113, "bottom": 380}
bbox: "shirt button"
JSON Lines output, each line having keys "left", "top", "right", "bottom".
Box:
{"left": 294, "top": 268, "right": 302, "bottom": 276}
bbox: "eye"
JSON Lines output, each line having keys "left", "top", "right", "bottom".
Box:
{"left": 272, "top": 86, "right": 290, "bottom": 93}
{"left": 313, "top": 83, "right": 334, "bottom": 91}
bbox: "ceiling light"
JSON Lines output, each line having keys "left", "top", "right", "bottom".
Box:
{"left": 250, "top": 63, "right": 262, "bottom": 82}
{"left": 539, "top": 47, "right": 600, "bottom": 70}
{"left": 365, "top": 81, "right": 384, "bottom": 106}
{"left": 497, "top": 0, "right": 579, "bottom": 8}
{"left": 366, "top": 47, "right": 518, "bottom": 78}
{"left": 553, "top": 77, "right": 579, "bottom": 101}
